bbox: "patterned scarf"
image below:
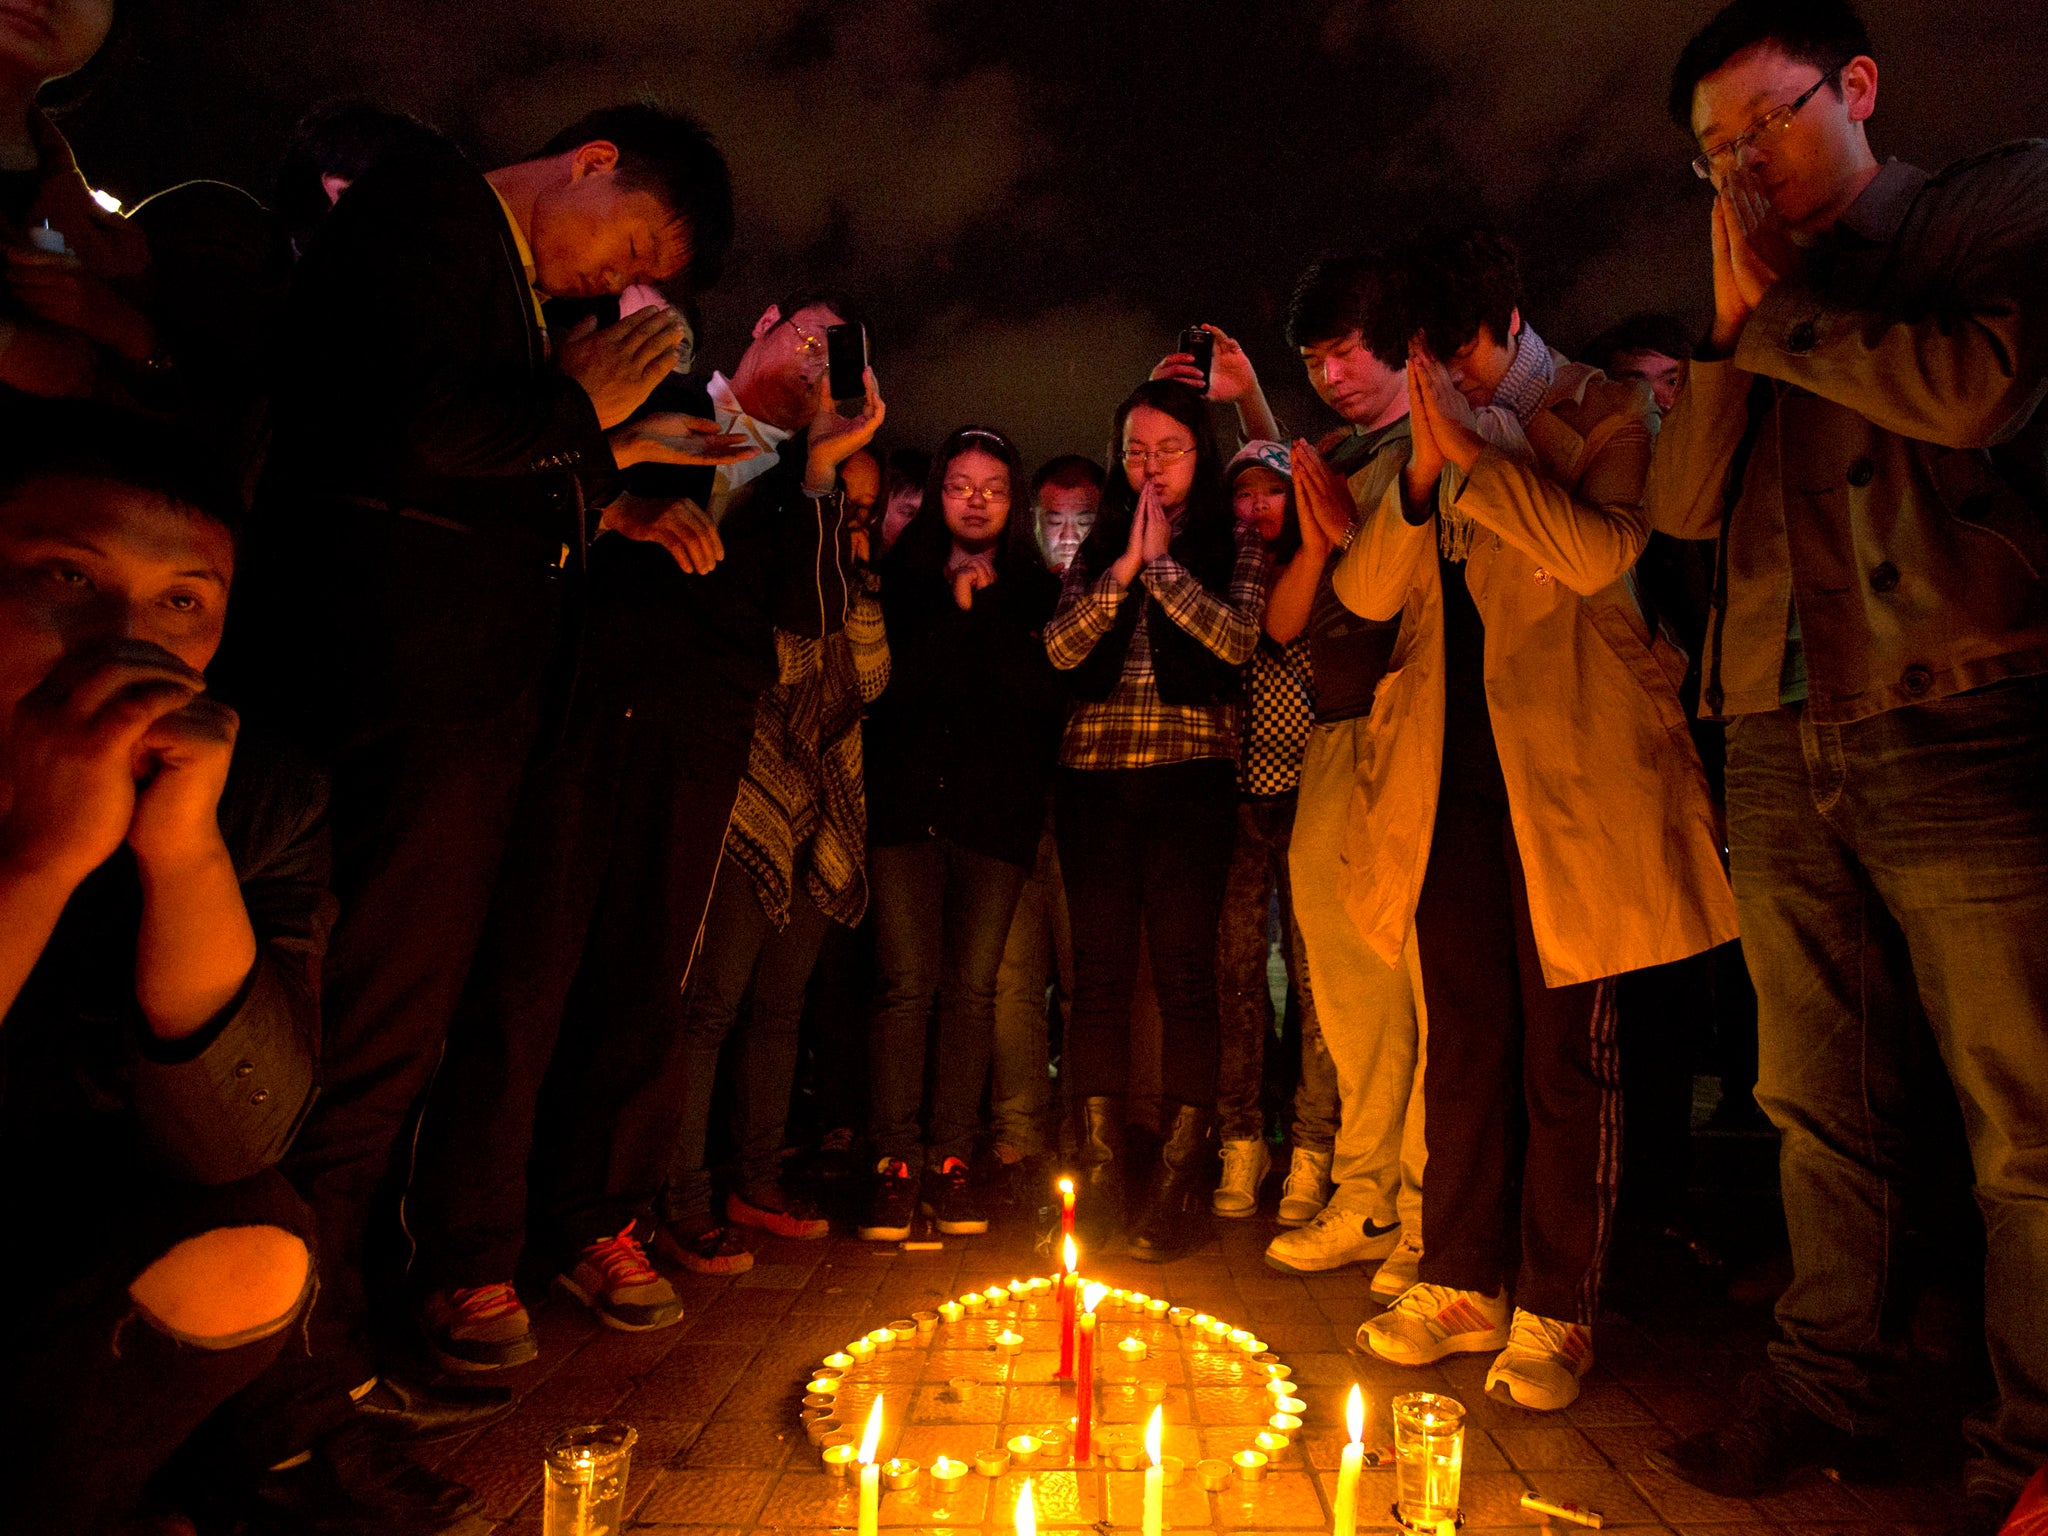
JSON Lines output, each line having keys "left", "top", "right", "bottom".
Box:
{"left": 1440, "top": 321, "right": 1555, "bottom": 561}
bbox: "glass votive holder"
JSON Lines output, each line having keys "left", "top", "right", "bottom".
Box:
{"left": 821, "top": 1439, "right": 858, "bottom": 1477}
{"left": 1197, "top": 1458, "right": 1232, "bottom": 1491}
{"left": 1391, "top": 1391, "right": 1466, "bottom": 1531}
{"left": 939, "top": 1300, "right": 965, "bottom": 1323}
{"left": 1007, "top": 1434, "right": 1043, "bottom": 1467}
{"left": 543, "top": 1422, "right": 637, "bottom": 1536}
{"left": 1232, "top": 1449, "right": 1269, "bottom": 1483}
{"left": 975, "top": 1446, "right": 1012, "bottom": 1477}
{"left": 1117, "top": 1335, "right": 1147, "bottom": 1363}
{"left": 930, "top": 1456, "right": 969, "bottom": 1493}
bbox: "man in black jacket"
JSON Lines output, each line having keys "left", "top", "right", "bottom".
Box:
{"left": 0, "top": 406, "right": 331, "bottom": 1533}
{"left": 217, "top": 104, "right": 745, "bottom": 1529}
{"left": 404, "top": 289, "right": 885, "bottom": 1369}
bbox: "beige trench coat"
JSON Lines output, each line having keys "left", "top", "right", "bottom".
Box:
{"left": 1330, "top": 358, "right": 1739, "bottom": 988}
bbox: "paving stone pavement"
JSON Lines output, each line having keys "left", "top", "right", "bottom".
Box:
{"left": 427, "top": 1199, "right": 1969, "bottom": 1534}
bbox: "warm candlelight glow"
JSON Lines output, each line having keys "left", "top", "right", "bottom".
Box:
{"left": 1083, "top": 1280, "right": 1109, "bottom": 1315}
{"left": 1145, "top": 1404, "right": 1163, "bottom": 1466}
{"left": 1015, "top": 1476, "right": 1038, "bottom": 1536}
{"left": 858, "top": 1396, "right": 884, "bottom": 1465}
{"left": 1059, "top": 1177, "right": 1074, "bottom": 1205}
{"left": 1062, "top": 1233, "right": 1078, "bottom": 1273}
{"left": 1347, "top": 1384, "right": 1366, "bottom": 1444}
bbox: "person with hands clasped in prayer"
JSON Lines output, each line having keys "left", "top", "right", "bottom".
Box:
{"left": 1044, "top": 379, "right": 1275, "bottom": 1261}
{"left": 1317, "top": 228, "right": 1735, "bottom": 1413}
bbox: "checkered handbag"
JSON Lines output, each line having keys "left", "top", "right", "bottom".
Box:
{"left": 1240, "top": 637, "right": 1315, "bottom": 795}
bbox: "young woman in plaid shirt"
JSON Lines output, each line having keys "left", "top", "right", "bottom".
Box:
{"left": 1044, "top": 379, "right": 1274, "bottom": 1258}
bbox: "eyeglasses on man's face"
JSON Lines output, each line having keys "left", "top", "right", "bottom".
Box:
{"left": 1120, "top": 445, "right": 1195, "bottom": 468}
{"left": 1692, "top": 66, "right": 1841, "bottom": 181}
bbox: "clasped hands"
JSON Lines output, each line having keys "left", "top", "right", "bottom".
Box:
{"left": 1709, "top": 166, "right": 1799, "bottom": 351}
{"left": 1108, "top": 478, "right": 1174, "bottom": 587}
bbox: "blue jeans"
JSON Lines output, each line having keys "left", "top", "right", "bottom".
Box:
{"left": 866, "top": 838, "right": 1029, "bottom": 1166}
{"left": 1727, "top": 682, "right": 2048, "bottom": 1496}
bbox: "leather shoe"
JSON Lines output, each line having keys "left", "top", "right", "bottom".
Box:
{"left": 354, "top": 1373, "right": 515, "bottom": 1441}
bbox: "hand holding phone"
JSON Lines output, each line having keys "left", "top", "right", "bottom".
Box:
{"left": 1178, "top": 326, "right": 1215, "bottom": 393}
{"left": 827, "top": 323, "right": 868, "bottom": 417}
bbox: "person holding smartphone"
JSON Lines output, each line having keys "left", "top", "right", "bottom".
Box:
{"left": 857, "top": 427, "right": 1065, "bottom": 1240}
{"left": 1044, "top": 379, "right": 1275, "bottom": 1259}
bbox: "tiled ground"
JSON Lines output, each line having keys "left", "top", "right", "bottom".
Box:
{"left": 425, "top": 1200, "right": 1972, "bottom": 1535}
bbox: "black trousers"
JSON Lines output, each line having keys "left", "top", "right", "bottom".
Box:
{"left": 1, "top": 1169, "right": 314, "bottom": 1532}
{"left": 405, "top": 692, "right": 746, "bottom": 1290}
{"left": 218, "top": 506, "right": 569, "bottom": 1459}
{"left": 1413, "top": 784, "right": 1622, "bottom": 1324}
{"left": 1054, "top": 759, "right": 1238, "bottom": 1107}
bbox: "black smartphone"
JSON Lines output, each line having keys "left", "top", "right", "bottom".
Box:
{"left": 1179, "top": 326, "right": 1214, "bottom": 391}
{"left": 827, "top": 322, "right": 868, "bottom": 415}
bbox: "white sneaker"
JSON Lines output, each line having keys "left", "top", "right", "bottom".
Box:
{"left": 1370, "top": 1230, "right": 1424, "bottom": 1302}
{"left": 1212, "top": 1137, "right": 1271, "bottom": 1217}
{"left": 1359, "top": 1283, "right": 1510, "bottom": 1366}
{"left": 1275, "top": 1147, "right": 1333, "bottom": 1226}
{"left": 1485, "top": 1308, "right": 1594, "bottom": 1412}
{"left": 1264, "top": 1205, "right": 1401, "bottom": 1273}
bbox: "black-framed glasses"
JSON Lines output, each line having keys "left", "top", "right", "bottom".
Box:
{"left": 1692, "top": 66, "right": 1841, "bottom": 181}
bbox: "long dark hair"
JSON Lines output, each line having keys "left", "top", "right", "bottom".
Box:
{"left": 885, "top": 425, "right": 1032, "bottom": 589}
{"left": 1076, "top": 379, "right": 1231, "bottom": 582}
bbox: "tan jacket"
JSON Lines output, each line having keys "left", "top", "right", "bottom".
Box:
{"left": 1331, "top": 359, "right": 1739, "bottom": 988}
{"left": 1645, "top": 148, "right": 2048, "bottom": 723}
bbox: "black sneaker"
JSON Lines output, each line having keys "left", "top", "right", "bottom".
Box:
{"left": 860, "top": 1158, "right": 918, "bottom": 1241}
{"left": 921, "top": 1157, "right": 988, "bottom": 1235}
{"left": 243, "top": 1421, "right": 479, "bottom": 1536}
{"left": 1647, "top": 1373, "right": 1892, "bottom": 1495}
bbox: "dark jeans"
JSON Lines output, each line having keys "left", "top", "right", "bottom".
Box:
{"left": 1615, "top": 952, "right": 1712, "bottom": 1232}
{"left": 1, "top": 1170, "right": 313, "bottom": 1531}
{"left": 659, "top": 860, "right": 833, "bottom": 1228}
{"left": 1414, "top": 783, "right": 1620, "bottom": 1325}
{"left": 866, "top": 838, "right": 1029, "bottom": 1166}
{"left": 405, "top": 696, "right": 743, "bottom": 1289}
{"left": 1055, "top": 759, "right": 1237, "bottom": 1108}
{"left": 1728, "top": 686, "right": 2048, "bottom": 1495}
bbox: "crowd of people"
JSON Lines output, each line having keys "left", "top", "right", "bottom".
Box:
{"left": 3, "top": 0, "right": 2045, "bottom": 1531}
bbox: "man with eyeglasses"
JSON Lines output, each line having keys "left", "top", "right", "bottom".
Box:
{"left": 1645, "top": 0, "right": 2048, "bottom": 1521}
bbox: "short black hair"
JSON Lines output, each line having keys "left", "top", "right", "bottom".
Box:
{"left": 884, "top": 449, "right": 931, "bottom": 500}
{"left": 276, "top": 98, "right": 442, "bottom": 250}
{"left": 1286, "top": 252, "right": 1396, "bottom": 360}
{"left": 772, "top": 287, "right": 867, "bottom": 346}
{"left": 1376, "top": 227, "right": 1522, "bottom": 363}
{"left": 1030, "top": 454, "right": 1106, "bottom": 501}
{"left": 0, "top": 402, "right": 243, "bottom": 536}
{"left": 538, "top": 103, "right": 735, "bottom": 291}
{"left": 1581, "top": 313, "right": 1696, "bottom": 372}
{"left": 1668, "top": 0, "right": 1872, "bottom": 130}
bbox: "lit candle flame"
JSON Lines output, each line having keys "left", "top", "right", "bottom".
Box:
{"left": 1059, "top": 1177, "right": 1074, "bottom": 1201}
{"left": 1082, "top": 1281, "right": 1109, "bottom": 1315}
{"left": 1015, "top": 1476, "right": 1037, "bottom": 1536}
{"left": 1062, "top": 1233, "right": 1077, "bottom": 1273}
{"left": 1145, "top": 1404, "right": 1163, "bottom": 1467}
{"left": 1347, "top": 1384, "right": 1365, "bottom": 1445}
{"left": 858, "top": 1396, "right": 884, "bottom": 1465}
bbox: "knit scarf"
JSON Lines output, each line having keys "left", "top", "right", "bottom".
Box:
{"left": 1440, "top": 321, "right": 1554, "bottom": 561}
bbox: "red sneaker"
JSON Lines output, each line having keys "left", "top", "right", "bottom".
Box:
{"left": 555, "top": 1225, "right": 685, "bottom": 1331}
{"left": 727, "top": 1184, "right": 830, "bottom": 1239}
{"left": 419, "top": 1282, "right": 537, "bottom": 1371}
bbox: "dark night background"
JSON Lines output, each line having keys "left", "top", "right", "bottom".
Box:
{"left": 56, "top": 0, "right": 2048, "bottom": 466}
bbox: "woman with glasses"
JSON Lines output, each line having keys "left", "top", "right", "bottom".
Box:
{"left": 857, "top": 427, "right": 1067, "bottom": 1242}
{"left": 1045, "top": 380, "right": 1276, "bottom": 1258}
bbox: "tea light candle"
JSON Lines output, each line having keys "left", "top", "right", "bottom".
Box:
{"left": 975, "top": 1447, "right": 1012, "bottom": 1477}
{"left": 848, "top": 1337, "right": 875, "bottom": 1360}
{"left": 805, "top": 1413, "right": 842, "bottom": 1446}
{"left": 1161, "top": 1456, "right": 1186, "bottom": 1486}
{"left": 1140, "top": 1378, "right": 1168, "bottom": 1403}
{"left": 809, "top": 1376, "right": 842, "bottom": 1396}
{"left": 963, "top": 1291, "right": 986, "bottom": 1313}
{"left": 804, "top": 1393, "right": 838, "bottom": 1414}
{"left": 1007, "top": 1434, "right": 1043, "bottom": 1467}
{"left": 1240, "top": 1337, "right": 1269, "bottom": 1356}
{"left": 823, "top": 1441, "right": 859, "bottom": 1477}
{"left": 1109, "top": 1440, "right": 1144, "bottom": 1471}
{"left": 995, "top": 1328, "right": 1025, "bottom": 1354}
{"left": 1117, "top": 1335, "right": 1147, "bottom": 1363}
{"left": 890, "top": 1316, "right": 917, "bottom": 1339}
{"left": 1030, "top": 1276, "right": 1052, "bottom": 1296}
{"left": 1255, "top": 1355, "right": 1287, "bottom": 1377}
{"left": 1227, "top": 1328, "right": 1253, "bottom": 1350}
{"left": 930, "top": 1456, "right": 969, "bottom": 1494}
{"left": 1232, "top": 1449, "right": 1269, "bottom": 1483}
{"left": 1168, "top": 1307, "right": 1193, "bottom": 1328}
{"left": 1254, "top": 1430, "right": 1290, "bottom": 1459}
{"left": 1146, "top": 1297, "right": 1169, "bottom": 1320}
{"left": 1191, "top": 1313, "right": 1214, "bottom": 1329}
{"left": 1038, "top": 1428, "right": 1070, "bottom": 1464}
{"left": 1273, "top": 1395, "right": 1308, "bottom": 1417}
{"left": 824, "top": 1352, "right": 855, "bottom": 1370}
{"left": 868, "top": 1327, "right": 898, "bottom": 1351}
{"left": 882, "top": 1456, "right": 921, "bottom": 1491}
{"left": 1265, "top": 1375, "right": 1293, "bottom": 1397}
{"left": 1196, "top": 1458, "right": 1232, "bottom": 1491}
{"left": 1205, "top": 1319, "right": 1232, "bottom": 1342}
{"left": 948, "top": 1376, "right": 977, "bottom": 1403}
{"left": 1268, "top": 1412, "right": 1304, "bottom": 1440}
{"left": 983, "top": 1286, "right": 1009, "bottom": 1308}
{"left": 939, "top": 1300, "right": 964, "bottom": 1323}
{"left": 1127, "top": 1292, "right": 1151, "bottom": 1310}
{"left": 1008, "top": 1279, "right": 1030, "bottom": 1302}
